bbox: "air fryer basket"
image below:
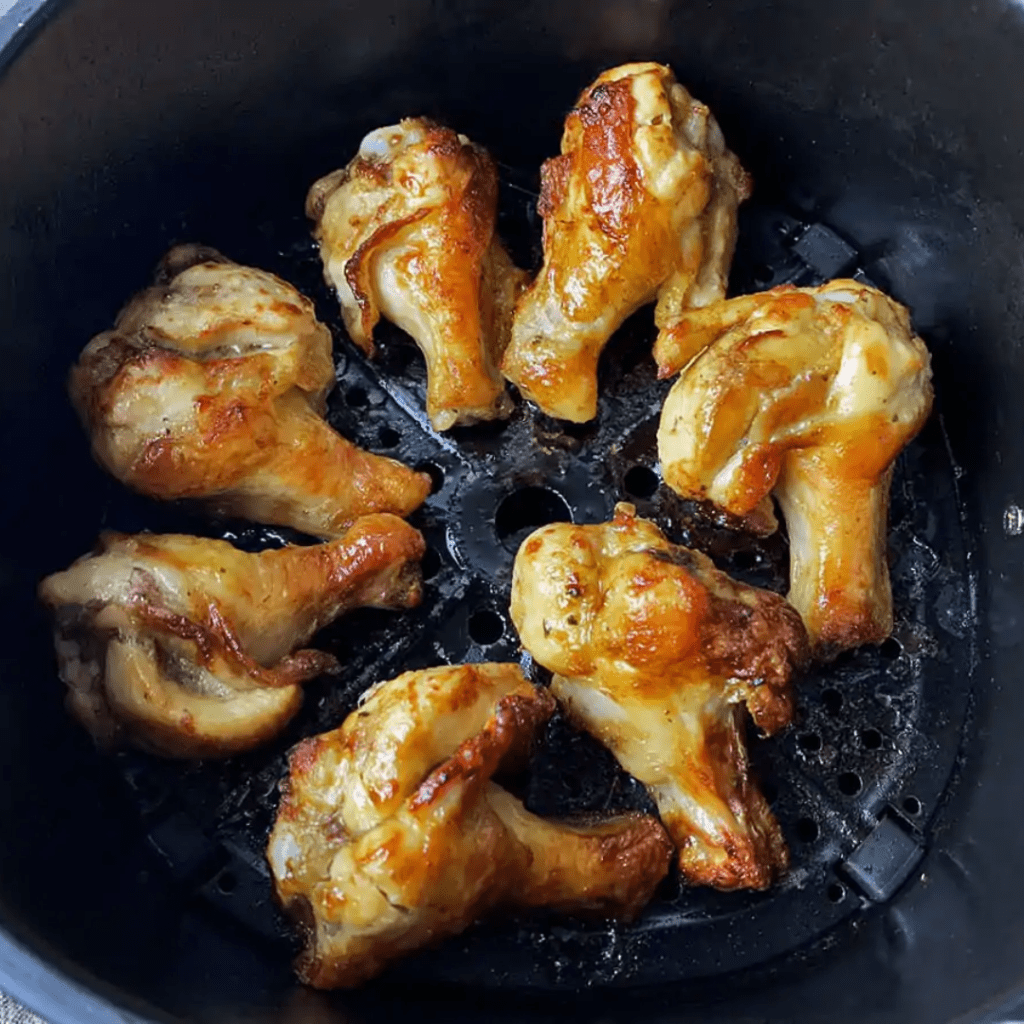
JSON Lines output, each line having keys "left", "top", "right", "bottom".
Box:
{"left": 0, "top": 2, "right": 1022, "bottom": 1023}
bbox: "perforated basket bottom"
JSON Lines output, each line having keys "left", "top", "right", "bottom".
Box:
{"left": 104, "top": 190, "right": 977, "bottom": 990}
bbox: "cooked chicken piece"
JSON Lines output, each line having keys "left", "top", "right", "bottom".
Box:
{"left": 500, "top": 62, "right": 751, "bottom": 422}
{"left": 308, "top": 119, "right": 527, "bottom": 431}
{"left": 656, "top": 281, "right": 934, "bottom": 657}
{"left": 268, "top": 662, "right": 673, "bottom": 988}
{"left": 70, "top": 245, "right": 431, "bottom": 537}
{"left": 38, "top": 515, "right": 425, "bottom": 758}
{"left": 510, "top": 504, "right": 808, "bottom": 891}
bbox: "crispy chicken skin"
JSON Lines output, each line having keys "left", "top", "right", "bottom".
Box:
{"left": 268, "top": 663, "right": 673, "bottom": 988}
{"left": 38, "top": 515, "right": 425, "bottom": 758}
{"left": 70, "top": 245, "right": 431, "bottom": 537}
{"left": 510, "top": 504, "right": 809, "bottom": 891}
{"left": 656, "top": 281, "right": 934, "bottom": 657}
{"left": 501, "top": 62, "right": 751, "bottom": 422}
{"left": 307, "top": 119, "right": 527, "bottom": 431}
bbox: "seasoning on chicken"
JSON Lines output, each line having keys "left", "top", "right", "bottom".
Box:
{"left": 70, "top": 245, "right": 431, "bottom": 538}
{"left": 510, "top": 504, "right": 808, "bottom": 891}
{"left": 268, "top": 662, "right": 673, "bottom": 988}
{"left": 656, "top": 280, "right": 934, "bottom": 657}
{"left": 308, "top": 119, "right": 527, "bottom": 432}
{"left": 38, "top": 515, "right": 425, "bottom": 758}
{"left": 501, "top": 62, "right": 751, "bottom": 422}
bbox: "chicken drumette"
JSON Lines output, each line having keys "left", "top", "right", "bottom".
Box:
{"left": 71, "top": 245, "right": 431, "bottom": 537}
{"left": 501, "top": 62, "right": 751, "bottom": 422}
{"left": 656, "top": 281, "right": 934, "bottom": 657}
{"left": 511, "top": 504, "right": 809, "bottom": 891}
{"left": 268, "top": 662, "right": 673, "bottom": 988}
{"left": 308, "top": 119, "right": 526, "bottom": 431}
{"left": 38, "top": 515, "right": 425, "bottom": 758}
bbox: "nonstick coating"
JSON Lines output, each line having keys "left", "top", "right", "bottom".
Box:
{"left": 1, "top": 2, "right": 1024, "bottom": 1024}
{"left": 91, "top": 185, "right": 975, "bottom": 995}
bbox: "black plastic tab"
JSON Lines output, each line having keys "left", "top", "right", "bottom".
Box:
{"left": 852, "top": 268, "right": 879, "bottom": 288}
{"left": 841, "top": 815, "right": 925, "bottom": 902}
{"left": 147, "top": 812, "right": 220, "bottom": 884}
{"left": 199, "top": 858, "right": 286, "bottom": 943}
{"left": 793, "top": 223, "right": 858, "bottom": 278}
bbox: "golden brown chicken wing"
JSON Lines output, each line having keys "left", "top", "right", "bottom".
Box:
{"left": 510, "top": 504, "right": 808, "bottom": 891}
{"left": 268, "top": 662, "right": 673, "bottom": 988}
{"left": 70, "top": 245, "right": 431, "bottom": 537}
{"left": 656, "top": 281, "right": 934, "bottom": 657}
{"left": 501, "top": 62, "right": 751, "bottom": 422}
{"left": 308, "top": 119, "right": 527, "bottom": 431}
{"left": 38, "top": 515, "right": 425, "bottom": 758}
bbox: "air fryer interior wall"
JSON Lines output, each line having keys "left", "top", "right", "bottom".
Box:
{"left": 1, "top": 2, "right": 1024, "bottom": 1023}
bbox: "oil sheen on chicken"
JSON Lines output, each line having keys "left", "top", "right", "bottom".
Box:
{"left": 38, "top": 515, "right": 425, "bottom": 758}
{"left": 656, "top": 280, "right": 934, "bottom": 657}
{"left": 308, "top": 119, "right": 527, "bottom": 431}
{"left": 510, "top": 504, "right": 809, "bottom": 891}
{"left": 268, "top": 663, "right": 673, "bottom": 988}
{"left": 70, "top": 244, "right": 431, "bottom": 537}
{"left": 501, "top": 62, "right": 751, "bottom": 422}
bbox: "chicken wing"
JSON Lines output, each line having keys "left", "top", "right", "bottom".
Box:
{"left": 268, "top": 662, "right": 673, "bottom": 988}
{"left": 308, "top": 119, "right": 527, "bottom": 431}
{"left": 510, "top": 504, "right": 808, "bottom": 891}
{"left": 71, "top": 245, "right": 431, "bottom": 537}
{"left": 501, "top": 62, "right": 751, "bottom": 422}
{"left": 38, "top": 515, "right": 425, "bottom": 758}
{"left": 656, "top": 281, "right": 934, "bottom": 657}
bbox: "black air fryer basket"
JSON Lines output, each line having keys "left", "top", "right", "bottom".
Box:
{"left": 0, "top": 3, "right": 1022, "bottom": 1023}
